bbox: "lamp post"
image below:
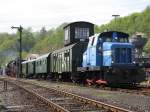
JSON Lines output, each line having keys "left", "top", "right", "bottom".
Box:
{"left": 11, "top": 25, "right": 23, "bottom": 78}
{"left": 112, "top": 15, "right": 120, "bottom": 30}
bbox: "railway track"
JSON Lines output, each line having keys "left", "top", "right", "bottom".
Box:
{"left": 0, "top": 77, "right": 132, "bottom": 112}
{"left": 0, "top": 80, "right": 52, "bottom": 112}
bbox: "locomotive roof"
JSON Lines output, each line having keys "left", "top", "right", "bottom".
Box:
{"left": 99, "top": 31, "right": 129, "bottom": 38}
{"left": 63, "top": 21, "right": 94, "bottom": 29}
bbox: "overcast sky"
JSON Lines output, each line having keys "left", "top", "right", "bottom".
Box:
{"left": 0, "top": 0, "right": 149, "bottom": 33}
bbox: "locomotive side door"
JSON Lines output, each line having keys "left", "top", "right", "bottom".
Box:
{"left": 85, "top": 36, "right": 93, "bottom": 66}
{"left": 89, "top": 36, "right": 96, "bottom": 66}
{"left": 96, "top": 37, "right": 103, "bottom": 66}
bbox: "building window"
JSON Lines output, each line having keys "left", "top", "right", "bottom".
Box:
{"left": 75, "top": 27, "right": 89, "bottom": 39}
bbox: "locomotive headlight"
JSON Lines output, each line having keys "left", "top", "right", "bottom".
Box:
{"left": 111, "top": 60, "right": 114, "bottom": 63}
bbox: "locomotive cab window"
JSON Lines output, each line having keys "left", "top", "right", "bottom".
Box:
{"left": 75, "top": 27, "right": 89, "bottom": 39}
{"left": 103, "top": 37, "right": 128, "bottom": 42}
{"left": 103, "top": 37, "right": 112, "bottom": 42}
{"left": 118, "top": 37, "right": 128, "bottom": 43}
{"left": 106, "top": 37, "right": 112, "bottom": 42}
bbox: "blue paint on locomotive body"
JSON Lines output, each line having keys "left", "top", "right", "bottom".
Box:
{"left": 82, "top": 31, "right": 135, "bottom": 68}
{"left": 83, "top": 34, "right": 103, "bottom": 67}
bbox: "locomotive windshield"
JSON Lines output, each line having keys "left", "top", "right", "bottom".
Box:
{"left": 99, "top": 31, "right": 129, "bottom": 43}
{"left": 102, "top": 36, "right": 128, "bottom": 42}
{"left": 118, "top": 37, "right": 128, "bottom": 42}
{"left": 104, "top": 37, "right": 112, "bottom": 42}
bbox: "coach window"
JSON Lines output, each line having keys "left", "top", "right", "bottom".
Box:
{"left": 65, "top": 27, "right": 70, "bottom": 40}
{"left": 64, "top": 52, "right": 69, "bottom": 57}
{"left": 54, "top": 55, "right": 56, "bottom": 59}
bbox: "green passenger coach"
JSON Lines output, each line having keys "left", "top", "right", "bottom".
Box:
{"left": 51, "top": 42, "right": 87, "bottom": 81}
{"left": 35, "top": 53, "right": 51, "bottom": 78}
{"left": 22, "top": 61, "right": 28, "bottom": 77}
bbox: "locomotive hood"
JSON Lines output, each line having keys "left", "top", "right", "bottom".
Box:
{"left": 103, "top": 42, "right": 134, "bottom": 67}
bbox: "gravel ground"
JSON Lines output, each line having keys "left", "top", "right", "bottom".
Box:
{"left": 0, "top": 80, "right": 52, "bottom": 112}
{"left": 22, "top": 79, "right": 150, "bottom": 112}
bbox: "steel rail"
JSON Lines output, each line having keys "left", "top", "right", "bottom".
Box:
{"left": 54, "top": 89, "right": 132, "bottom": 112}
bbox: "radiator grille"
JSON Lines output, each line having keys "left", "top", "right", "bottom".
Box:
{"left": 114, "top": 48, "right": 132, "bottom": 63}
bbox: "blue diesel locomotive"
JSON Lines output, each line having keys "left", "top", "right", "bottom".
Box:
{"left": 78, "top": 31, "right": 144, "bottom": 85}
